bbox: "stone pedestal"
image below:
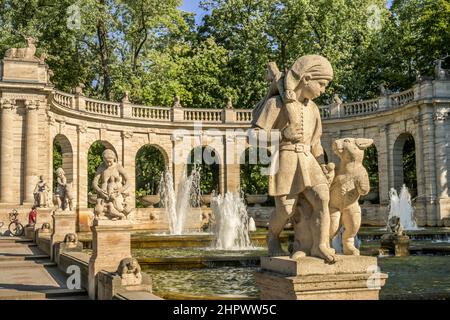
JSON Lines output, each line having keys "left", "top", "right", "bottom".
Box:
{"left": 88, "top": 220, "right": 132, "bottom": 300}
{"left": 35, "top": 208, "right": 53, "bottom": 229}
{"left": 24, "top": 224, "right": 36, "bottom": 241}
{"left": 380, "top": 234, "right": 410, "bottom": 257}
{"left": 97, "top": 270, "right": 153, "bottom": 300}
{"left": 50, "top": 212, "right": 77, "bottom": 260}
{"left": 255, "top": 256, "right": 388, "bottom": 300}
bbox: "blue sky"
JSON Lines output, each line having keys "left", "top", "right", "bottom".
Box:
{"left": 180, "top": 0, "right": 394, "bottom": 24}
{"left": 180, "top": 0, "right": 207, "bottom": 24}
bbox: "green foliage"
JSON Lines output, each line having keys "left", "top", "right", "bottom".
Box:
{"left": 53, "top": 141, "right": 63, "bottom": 191}
{"left": 403, "top": 135, "right": 417, "bottom": 198}
{"left": 240, "top": 147, "right": 269, "bottom": 195}
{"left": 188, "top": 147, "right": 219, "bottom": 194}
{"left": 135, "top": 145, "right": 166, "bottom": 208}
{"left": 87, "top": 141, "right": 106, "bottom": 196}
{"left": 363, "top": 145, "right": 379, "bottom": 203}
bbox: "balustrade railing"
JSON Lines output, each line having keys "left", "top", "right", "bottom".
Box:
{"left": 343, "top": 99, "right": 379, "bottom": 117}
{"left": 53, "top": 90, "right": 74, "bottom": 109}
{"left": 85, "top": 98, "right": 120, "bottom": 117}
{"left": 390, "top": 89, "right": 414, "bottom": 107}
{"left": 235, "top": 110, "right": 253, "bottom": 122}
{"left": 319, "top": 105, "right": 331, "bottom": 119}
{"left": 51, "top": 87, "right": 421, "bottom": 123}
{"left": 132, "top": 105, "right": 171, "bottom": 121}
{"left": 183, "top": 109, "right": 223, "bottom": 122}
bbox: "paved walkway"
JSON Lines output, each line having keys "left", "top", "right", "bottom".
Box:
{"left": 0, "top": 236, "right": 87, "bottom": 300}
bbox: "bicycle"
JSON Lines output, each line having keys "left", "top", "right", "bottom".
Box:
{"left": 7, "top": 209, "right": 24, "bottom": 237}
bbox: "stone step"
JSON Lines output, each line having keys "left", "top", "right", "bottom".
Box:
{"left": 0, "top": 259, "right": 55, "bottom": 269}
{"left": 0, "top": 237, "right": 34, "bottom": 244}
{"left": 0, "top": 254, "right": 49, "bottom": 261}
{"left": 0, "top": 288, "right": 87, "bottom": 300}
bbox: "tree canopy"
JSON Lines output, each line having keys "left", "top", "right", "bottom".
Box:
{"left": 1, "top": 0, "right": 448, "bottom": 108}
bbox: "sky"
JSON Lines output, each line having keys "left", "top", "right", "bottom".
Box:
{"left": 180, "top": 0, "right": 208, "bottom": 25}
{"left": 180, "top": 0, "right": 394, "bottom": 25}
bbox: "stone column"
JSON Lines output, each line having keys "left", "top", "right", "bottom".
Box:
{"left": 377, "top": 125, "right": 390, "bottom": 205}
{"left": 0, "top": 99, "right": 16, "bottom": 204}
{"left": 433, "top": 111, "right": 450, "bottom": 221}
{"left": 171, "top": 133, "right": 188, "bottom": 194}
{"left": 224, "top": 134, "right": 240, "bottom": 193}
{"left": 121, "top": 131, "right": 135, "bottom": 205}
{"left": 24, "top": 100, "right": 40, "bottom": 204}
{"left": 412, "top": 115, "right": 427, "bottom": 226}
{"left": 421, "top": 112, "right": 438, "bottom": 225}
{"left": 77, "top": 124, "right": 90, "bottom": 231}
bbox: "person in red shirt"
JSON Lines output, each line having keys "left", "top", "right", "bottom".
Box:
{"left": 28, "top": 206, "right": 37, "bottom": 225}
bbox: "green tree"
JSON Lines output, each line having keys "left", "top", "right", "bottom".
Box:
{"left": 135, "top": 145, "right": 166, "bottom": 207}
{"left": 53, "top": 141, "right": 63, "bottom": 191}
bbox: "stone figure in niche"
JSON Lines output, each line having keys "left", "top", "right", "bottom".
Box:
{"left": 252, "top": 55, "right": 337, "bottom": 263}
{"left": 328, "top": 138, "right": 373, "bottom": 255}
{"left": 55, "top": 168, "right": 74, "bottom": 211}
{"left": 92, "top": 149, "right": 134, "bottom": 220}
{"left": 34, "top": 175, "right": 50, "bottom": 208}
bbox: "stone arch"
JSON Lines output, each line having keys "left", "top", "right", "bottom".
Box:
{"left": 239, "top": 146, "right": 271, "bottom": 205}
{"left": 188, "top": 145, "right": 221, "bottom": 195}
{"left": 393, "top": 132, "right": 417, "bottom": 197}
{"left": 53, "top": 134, "right": 74, "bottom": 190}
{"left": 135, "top": 144, "right": 167, "bottom": 207}
{"left": 362, "top": 144, "right": 380, "bottom": 204}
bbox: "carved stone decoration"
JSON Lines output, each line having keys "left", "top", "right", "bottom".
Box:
{"left": 0, "top": 98, "right": 15, "bottom": 110}
{"left": 63, "top": 233, "right": 79, "bottom": 248}
{"left": 122, "top": 91, "right": 130, "bottom": 103}
{"left": 54, "top": 168, "right": 74, "bottom": 212}
{"left": 225, "top": 96, "right": 233, "bottom": 109}
{"left": 92, "top": 149, "right": 134, "bottom": 221}
{"left": 4, "top": 37, "right": 39, "bottom": 61}
{"left": 121, "top": 131, "right": 133, "bottom": 139}
{"left": 434, "top": 111, "right": 448, "bottom": 122}
{"left": 73, "top": 83, "right": 85, "bottom": 95}
{"left": 33, "top": 175, "right": 51, "bottom": 208}
{"left": 47, "top": 111, "right": 56, "bottom": 126}
{"left": 116, "top": 257, "right": 142, "bottom": 286}
{"left": 41, "top": 222, "right": 52, "bottom": 232}
{"left": 77, "top": 123, "right": 88, "bottom": 134}
{"left": 327, "top": 138, "right": 374, "bottom": 256}
{"left": 252, "top": 55, "right": 337, "bottom": 263}
{"left": 172, "top": 95, "right": 182, "bottom": 108}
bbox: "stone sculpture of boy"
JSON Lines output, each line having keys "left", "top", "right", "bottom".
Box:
{"left": 253, "top": 55, "right": 336, "bottom": 263}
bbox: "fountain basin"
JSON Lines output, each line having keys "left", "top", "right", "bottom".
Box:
{"left": 141, "top": 195, "right": 161, "bottom": 207}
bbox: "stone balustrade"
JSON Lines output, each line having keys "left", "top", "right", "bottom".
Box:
{"left": 54, "top": 90, "right": 74, "bottom": 109}
{"left": 183, "top": 108, "right": 223, "bottom": 122}
{"left": 85, "top": 98, "right": 120, "bottom": 117}
{"left": 132, "top": 105, "right": 171, "bottom": 121}
{"left": 50, "top": 84, "right": 443, "bottom": 124}
{"left": 390, "top": 88, "right": 414, "bottom": 107}
{"left": 343, "top": 98, "right": 379, "bottom": 117}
